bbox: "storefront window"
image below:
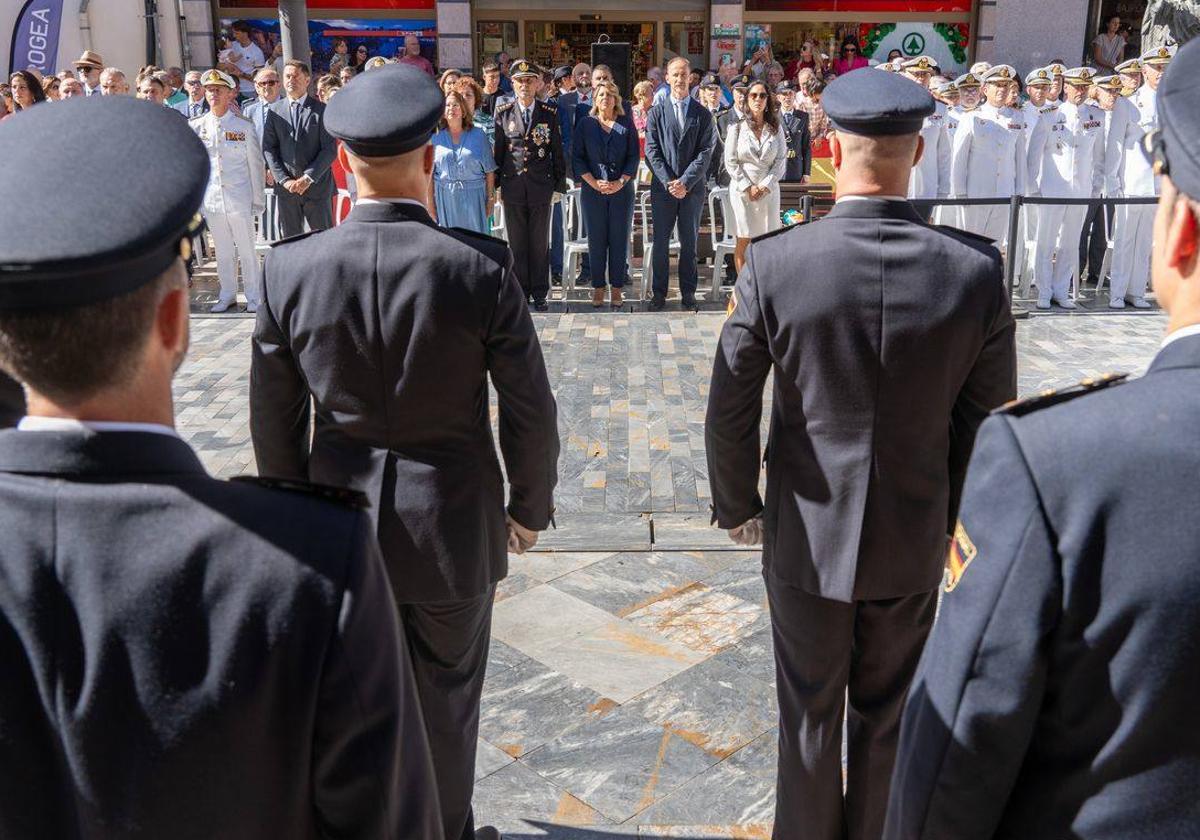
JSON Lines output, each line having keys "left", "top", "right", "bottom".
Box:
{"left": 1088, "top": 0, "right": 1146, "bottom": 64}
{"left": 523, "top": 21, "right": 655, "bottom": 81}
{"left": 476, "top": 21, "right": 519, "bottom": 68}
{"left": 664, "top": 22, "right": 706, "bottom": 69}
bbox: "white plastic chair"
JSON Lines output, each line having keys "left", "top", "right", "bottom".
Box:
{"left": 562, "top": 189, "right": 591, "bottom": 295}
{"left": 638, "top": 189, "right": 680, "bottom": 301}
{"left": 490, "top": 200, "right": 507, "bottom": 242}
{"left": 708, "top": 187, "right": 737, "bottom": 298}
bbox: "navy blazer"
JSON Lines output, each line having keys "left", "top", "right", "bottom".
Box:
{"left": 261, "top": 95, "right": 336, "bottom": 198}
{"left": 886, "top": 333, "right": 1200, "bottom": 840}
{"left": 644, "top": 95, "right": 715, "bottom": 196}
{"left": 571, "top": 112, "right": 640, "bottom": 184}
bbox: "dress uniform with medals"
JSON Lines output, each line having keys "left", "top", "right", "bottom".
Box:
{"left": 777, "top": 81, "right": 812, "bottom": 184}
{"left": 0, "top": 95, "right": 440, "bottom": 839}
{"left": 1016, "top": 67, "right": 1059, "bottom": 294}
{"left": 190, "top": 68, "right": 265, "bottom": 313}
{"left": 494, "top": 59, "right": 567, "bottom": 310}
{"left": 1106, "top": 45, "right": 1174, "bottom": 309}
{"left": 705, "top": 70, "right": 1017, "bottom": 840}
{"left": 885, "top": 41, "right": 1200, "bottom": 840}
{"left": 250, "top": 65, "right": 559, "bottom": 840}
{"left": 902, "top": 56, "right": 952, "bottom": 216}
{"left": 939, "top": 72, "right": 979, "bottom": 228}
{"left": 1026, "top": 67, "right": 1106, "bottom": 310}
{"left": 951, "top": 65, "right": 1027, "bottom": 247}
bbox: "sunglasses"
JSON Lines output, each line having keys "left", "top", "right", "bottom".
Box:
{"left": 748, "top": 92, "right": 769, "bottom": 99}
{"left": 845, "top": 47, "right": 858, "bottom": 52}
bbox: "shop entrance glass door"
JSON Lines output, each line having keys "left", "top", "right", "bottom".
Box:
{"left": 524, "top": 21, "right": 656, "bottom": 82}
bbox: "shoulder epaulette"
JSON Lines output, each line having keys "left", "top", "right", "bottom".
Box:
{"left": 230, "top": 475, "right": 370, "bottom": 509}
{"left": 228, "top": 112, "right": 253, "bottom": 125}
{"left": 270, "top": 230, "right": 318, "bottom": 248}
{"left": 750, "top": 225, "right": 794, "bottom": 245}
{"left": 449, "top": 226, "right": 507, "bottom": 247}
{"left": 495, "top": 101, "right": 515, "bottom": 114}
{"left": 541, "top": 101, "right": 557, "bottom": 112}
{"left": 935, "top": 224, "right": 997, "bottom": 246}
{"left": 994, "top": 372, "right": 1129, "bottom": 417}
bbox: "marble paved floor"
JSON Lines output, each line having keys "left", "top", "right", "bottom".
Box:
{"left": 175, "top": 301, "right": 1167, "bottom": 837}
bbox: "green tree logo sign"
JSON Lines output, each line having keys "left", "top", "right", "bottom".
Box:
{"left": 902, "top": 33, "right": 926, "bottom": 56}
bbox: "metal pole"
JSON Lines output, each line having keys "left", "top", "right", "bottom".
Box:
{"left": 801, "top": 193, "right": 813, "bottom": 224}
{"left": 278, "top": 0, "right": 310, "bottom": 66}
{"left": 1005, "top": 195, "right": 1029, "bottom": 318}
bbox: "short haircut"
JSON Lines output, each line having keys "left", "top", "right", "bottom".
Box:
{"left": 0, "top": 264, "right": 181, "bottom": 405}
{"left": 593, "top": 64, "right": 612, "bottom": 77}
{"left": 481, "top": 62, "right": 499, "bottom": 74}
{"left": 231, "top": 20, "right": 252, "bottom": 34}
{"left": 440, "top": 90, "right": 474, "bottom": 131}
{"left": 667, "top": 57, "right": 690, "bottom": 73}
{"left": 316, "top": 74, "right": 342, "bottom": 96}
{"left": 253, "top": 66, "right": 277, "bottom": 80}
{"left": 284, "top": 59, "right": 311, "bottom": 76}
{"left": 138, "top": 76, "right": 165, "bottom": 91}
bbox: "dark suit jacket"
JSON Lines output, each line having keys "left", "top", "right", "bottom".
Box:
{"left": 251, "top": 201, "right": 559, "bottom": 604}
{"left": 556, "top": 90, "right": 582, "bottom": 156}
{"left": 708, "top": 107, "right": 733, "bottom": 185}
{"left": 705, "top": 199, "right": 1017, "bottom": 602}
{"left": 0, "top": 371, "right": 23, "bottom": 428}
{"left": 0, "top": 429, "right": 441, "bottom": 839}
{"left": 571, "top": 112, "right": 640, "bottom": 183}
{"left": 781, "top": 109, "right": 812, "bottom": 182}
{"left": 261, "top": 95, "right": 336, "bottom": 199}
{"left": 242, "top": 97, "right": 272, "bottom": 142}
{"left": 886, "top": 335, "right": 1200, "bottom": 840}
{"left": 172, "top": 97, "right": 209, "bottom": 120}
{"left": 645, "top": 95, "right": 715, "bottom": 196}
{"left": 494, "top": 99, "right": 568, "bottom": 205}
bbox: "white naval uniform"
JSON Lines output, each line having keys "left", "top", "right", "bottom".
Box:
{"left": 1025, "top": 99, "right": 1106, "bottom": 304}
{"left": 950, "top": 102, "right": 1027, "bottom": 247}
{"left": 1105, "top": 85, "right": 1158, "bottom": 303}
{"left": 907, "top": 100, "right": 951, "bottom": 202}
{"left": 934, "top": 105, "right": 968, "bottom": 226}
{"left": 1016, "top": 100, "right": 1058, "bottom": 292}
{"left": 190, "top": 109, "right": 266, "bottom": 307}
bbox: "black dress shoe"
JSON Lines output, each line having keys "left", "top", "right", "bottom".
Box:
{"left": 475, "top": 828, "right": 502, "bottom": 840}
{"left": 680, "top": 296, "right": 697, "bottom": 310}
{"left": 551, "top": 273, "right": 562, "bottom": 287}
{"left": 533, "top": 299, "right": 549, "bottom": 312}
{"left": 649, "top": 296, "right": 667, "bottom": 312}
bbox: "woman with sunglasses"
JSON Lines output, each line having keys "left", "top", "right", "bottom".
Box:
{"left": 723, "top": 79, "right": 787, "bottom": 272}
{"left": 350, "top": 44, "right": 370, "bottom": 73}
{"left": 833, "top": 37, "right": 869, "bottom": 76}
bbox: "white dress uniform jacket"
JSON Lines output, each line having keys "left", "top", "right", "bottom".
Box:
{"left": 908, "top": 100, "right": 952, "bottom": 200}
{"left": 191, "top": 109, "right": 266, "bottom": 216}
{"left": 951, "top": 102, "right": 1027, "bottom": 244}
{"left": 1105, "top": 85, "right": 1159, "bottom": 304}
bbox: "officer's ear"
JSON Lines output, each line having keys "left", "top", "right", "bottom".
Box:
{"left": 831, "top": 132, "right": 843, "bottom": 172}
{"left": 337, "top": 143, "right": 351, "bottom": 174}
{"left": 912, "top": 134, "right": 925, "bottom": 168}
{"left": 1164, "top": 193, "right": 1199, "bottom": 275}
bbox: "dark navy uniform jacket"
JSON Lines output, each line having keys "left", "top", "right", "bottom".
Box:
{"left": 494, "top": 99, "right": 568, "bottom": 205}
{"left": 0, "top": 429, "right": 441, "bottom": 839}
{"left": 251, "top": 200, "right": 559, "bottom": 604}
{"left": 780, "top": 109, "right": 813, "bottom": 183}
{"left": 0, "top": 371, "right": 22, "bottom": 428}
{"left": 705, "top": 199, "right": 1017, "bottom": 603}
{"left": 885, "top": 333, "right": 1200, "bottom": 840}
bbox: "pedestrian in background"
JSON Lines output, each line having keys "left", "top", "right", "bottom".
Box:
{"left": 432, "top": 90, "right": 497, "bottom": 234}
{"left": 724, "top": 79, "right": 787, "bottom": 272}
{"left": 6, "top": 71, "right": 46, "bottom": 116}
{"left": 573, "top": 79, "right": 640, "bottom": 308}
{"left": 457, "top": 76, "right": 494, "bottom": 144}
{"left": 631, "top": 80, "right": 655, "bottom": 157}
{"left": 833, "top": 37, "right": 869, "bottom": 76}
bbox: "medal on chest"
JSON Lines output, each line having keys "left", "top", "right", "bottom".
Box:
{"left": 531, "top": 123, "right": 550, "bottom": 147}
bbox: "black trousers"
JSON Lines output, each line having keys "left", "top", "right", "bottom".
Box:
{"left": 504, "top": 199, "right": 552, "bottom": 302}
{"left": 1078, "top": 199, "right": 1112, "bottom": 284}
{"left": 275, "top": 187, "right": 334, "bottom": 239}
{"left": 765, "top": 574, "right": 936, "bottom": 840}
{"left": 399, "top": 587, "right": 495, "bottom": 840}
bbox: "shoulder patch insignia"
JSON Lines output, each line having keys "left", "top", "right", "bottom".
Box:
{"left": 935, "top": 224, "right": 996, "bottom": 245}
{"left": 230, "top": 476, "right": 370, "bottom": 510}
{"left": 945, "top": 520, "right": 977, "bottom": 592}
{"left": 270, "top": 230, "right": 318, "bottom": 248}
{"left": 994, "top": 372, "right": 1129, "bottom": 417}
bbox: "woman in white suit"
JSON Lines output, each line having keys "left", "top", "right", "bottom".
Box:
{"left": 724, "top": 78, "right": 788, "bottom": 271}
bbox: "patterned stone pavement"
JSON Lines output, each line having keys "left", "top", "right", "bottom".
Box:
{"left": 176, "top": 304, "right": 1167, "bottom": 837}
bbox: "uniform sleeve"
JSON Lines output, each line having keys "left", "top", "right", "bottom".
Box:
{"left": 493, "top": 115, "right": 509, "bottom": 188}
{"left": 800, "top": 117, "right": 813, "bottom": 178}
{"left": 550, "top": 110, "right": 568, "bottom": 193}
{"left": 485, "top": 256, "right": 560, "bottom": 530}
{"left": 1025, "top": 115, "right": 1050, "bottom": 196}
{"left": 883, "top": 416, "right": 1061, "bottom": 840}
{"left": 704, "top": 247, "right": 773, "bottom": 528}
{"left": 1091, "top": 114, "right": 1106, "bottom": 198}
{"left": 250, "top": 254, "right": 312, "bottom": 481}
{"left": 312, "top": 512, "right": 444, "bottom": 840}
{"left": 948, "top": 265, "right": 1017, "bottom": 527}
{"left": 936, "top": 121, "right": 952, "bottom": 199}
{"left": 1104, "top": 101, "right": 1131, "bottom": 197}
{"left": 1011, "top": 120, "right": 1027, "bottom": 197}
{"left": 950, "top": 116, "right": 971, "bottom": 198}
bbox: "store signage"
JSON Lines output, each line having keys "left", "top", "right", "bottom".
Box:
{"left": 221, "top": 17, "right": 437, "bottom": 74}
{"left": 8, "top": 0, "right": 62, "bottom": 74}
{"left": 745, "top": 1, "right": 972, "bottom": 11}
{"left": 711, "top": 24, "right": 741, "bottom": 38}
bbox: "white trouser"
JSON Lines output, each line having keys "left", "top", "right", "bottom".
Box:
{"left": 1109, "top": 204, "right": 1155, "bottom": 302}
{"left": 1033, "top": 202, "right": 1089, "bottom": 304}
{"left": 206, "top": 210, "right": 261, "bottom": 305}
{"left": 1018, "top": 204, "right": 1040, "bottom": 296}
{"left": 961, "top": 203, "right": 1012, "bottom": 249}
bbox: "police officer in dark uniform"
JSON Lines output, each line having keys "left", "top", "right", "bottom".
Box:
{"left": 250, "top": 64, "right": 559, "bottom": 840}
{"left": 885, "top": 40, "right": 1200, "bottom": 840}
{"left": 705, "top": 70, "right": 1017, "bottom": 840}
{"left": 713, "top": 74, "right": 751, "bottom": 188}
{"left": 776, "top": 81, "right": 812, "bottom": 184}
{"left": 0, "top": 95, "right": 440, "bottom": 839}
{"left": 699, "top": 72, "right": 728, "bottom": 186}
{"left": 494, "top": 59, "right": 568, "bottom": 311}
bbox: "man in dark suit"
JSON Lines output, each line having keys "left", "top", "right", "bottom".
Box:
{"left": 251, "top": 65, "right": 559, "bottom": 840}
{"left": 645, "top": 57, "right": 716, "bottom": 309}
{"left": 494, "top": 59, "right": 568, "bottom": 311}
{"left": 171, "top": 69, "right": 208, "bottom": 119}
{"left": 885, "top": 39, "right": 1200, "bottom": 840}
{"left": 262, "top": 59, "right": 336, "bottom": 237}
{"left": 705, "top": 70, "right": 1017, "bottom": 840}
{"left": 0, "top": 95, "right": 440, "bottom": 839}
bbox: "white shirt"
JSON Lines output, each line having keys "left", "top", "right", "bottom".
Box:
{"left": 835, "top": 195, "right": 908, "bottom": 204}
{"left": 232, "top": 40, "right": 265, "bottom": 96}
{"left": 17, "top": 417, "right": 179, "bottom": 438}
{"left": 1161, "top": 324, "right": 1200, "bottom": 350}
{"left": 356, "top": 197, "right": 427, "bottom": 211}
{"left": 671, "top": 94, "right": 689, "bottom": 130}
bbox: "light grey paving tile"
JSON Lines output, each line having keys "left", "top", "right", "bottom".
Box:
{"left": 710, "top": 625, "right": 776, "bottom": 689}
{"left": 476, "top": 737, "right": 516, "bottom": 782}
{"left": 486, "top": 638, "right": 530, "bottom": 679}
{"left": 651, "top": 514, "right": 735, "bottom": 551}
{"left": 524, "top": 706, "right": 720, "bottom": 823}
{"left": 509, "top": 551, "right": 619, "bottom": 584}
{"left": 625, "top": 583, "right": 764, "bottom": 657}
{"left": 492, "top": 584, "right": 617, "bottom": 659}
{"left": 496, "top": 572, "right": 541, "bottom": 603}
{"left": 553, "top": 552, "right": 725, "bottom": 617}
{"left": 472, "top": 760, "right": 612, "bottom": 832}
{"left": 479, "top": 659, "right": 608, "bottom": 760}
{"left": 539, "top": 514, "right": 653, "bottom": 551}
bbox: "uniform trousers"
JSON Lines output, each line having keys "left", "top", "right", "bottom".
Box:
{"left": 275, "top": 185, "right": 334, "bottom": 238}
{"left": 550, "top": 203, "right": 564, "bottom": 277}
{"left": 1078, "top": 199, "right": 1111, "bottom": 283}
{"left": 1034, "top": 202, "right": 1089, "bottom": 304}
{"left": 205, "top": 210, "right": 261, "bottom": 306}
{"left": 504, "top": 199, "right": 553, "bottom": 303}
{"left": 581, "top": 182, "right": 635, "bottom": 289}
{"left": 765, "top": 573, "right": 936, "bottom": 840}
{"left": 398, "top": 586, "right": 496, "bottom": 840}
{"left": 650, "top": 186, "right": 704, "bottom": 300}
{"left": 1018, "top": 205, "right": 1040, "bottom": 297}
{"left": 1109, "top": 204, "right": 1155, "bottom": 302}
{"left": 961, "top": 203, "right": 1012, "bottom": 250}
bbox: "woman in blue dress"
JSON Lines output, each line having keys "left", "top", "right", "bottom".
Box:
{"left": 431, "top": 91, "right": 497, "bottom": 234}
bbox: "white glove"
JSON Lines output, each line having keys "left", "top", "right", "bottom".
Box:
{"left": 506, "top": 514, "right": 539, "bottom": 554}
{"left": 728, "top": 516, "right": 764, "bottom": 546}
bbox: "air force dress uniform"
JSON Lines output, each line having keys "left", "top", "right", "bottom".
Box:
{"left": 705, "top": 71, "right": 1017, "bottom": 840}
{"left": 494, "top": 60, "right": 567, "bottom": 309}
{"left": 950, "top": 65, "right": 1027, "bottom": 246}
{"left": 0, "top": 95, "right": 440, "bottom": 840}
{"left": 1026, "top": 67, "right": 1106, "bottom": 309}
{"left": 249, "top": 65, "right": 559, "bottom": 840}
{"left": 190, "top": 69, "right": 265, "bottom": 312}
{"left": 1106, "top": 46, "right": 1174, "bottom": 307}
